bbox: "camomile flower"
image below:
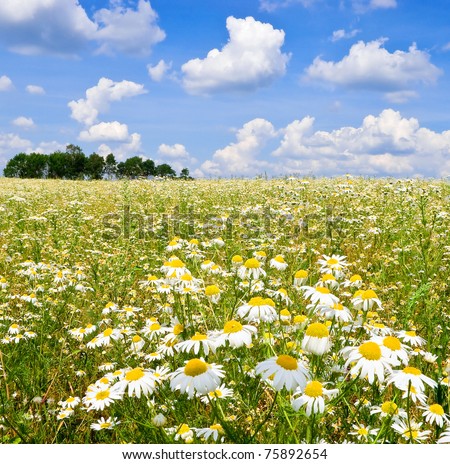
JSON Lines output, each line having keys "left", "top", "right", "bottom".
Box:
{"left": 270, "top": 255, "right": 288, "bottom": 271}
{"left": 90, "top": 416, "right": 121, "bottom": 431}
{"left": 253, "top": 250, "right": 267, "bottom": 261}
{"left": 370, "top": 335, "right": 410, "bottom": 366}
{"left": 302, "top": 323, "right": 332, "bottom": 356}
{"left": 318, "top": 273, "right": 339, "bottom": 290}
{"left": 316, "top": 302, "right": 353, "bottom": 322}
{"left": 437, "top": 426, "right": 450, "bottom": 444}
{"left": 349, "top": 424, "right": 379, "bottom": 442}
{"left": 387, "top": 366, "right": 437, "bottom": 392}
{"left": 175, "top": 332, "right": 218, "bottom": 356}
{"left": 343, "top": 274, "right": 363, "bottom": 288}
{"left": 8, "top": 323, "right": 20, "bottom": 334}
{"left": 341, "top": 341, "right": 394, "bottom": 384}
{"left": 396, "top": 330, "right": 426, "bottom": 347}
{"left": 129, "top": 334, "right": 145, "bottom": 353}
{"left": 216, "top": 320, "right": 257, "bottom": 348}
{"left": 420, "top": 403, "right": 449, "bottom": 427}
{"left": 351, "top": 289, "right": 382, "bottom": 311}
{"left": 236, "top": 297, "right": 277, "bottom": 323}
{"left": 200, "top": 384, "right": 234, "bottom": 403}
{"left": 195, "top": 424, "right": 224, "bottom": 442}
{"left": 400, "top": 384, "right": 428, "bottom": 405}
{"left": 391, "top": 419, "right": 431, "bottom": 442}
{"left": 170, "top": 358, "right": 225, "bottom": 398}
{"left": 172, "top": 423, "right": 194, "bottom": 443}
{"left": 231, "top": 255, "right": 244, "bottom": 267}
{"left": 300, "top": 286, "right": 339, "bottom": 307}
{"left": 237, "top": 258, "right": 266, "bottom": 280}
{"left": 115, "top": 367, "right": 156, "bottom": 398}
{"left": 293, "top": 270, "right": 308, "bottom": 287}
{"left": 204, "top": 284, "right": 221, "bottom": 303}
{"left": 141, "top": 319, "right": 170, "bottom": 340}
{"left": 161, "top": 257, "right": 190, "bottom": 279}
{"left": 102, "top": 302, "right": 119, "bottom": 315}
{"left": 86, "top": 327, "right": 123, "bottom": 348}
{"left": 56, "top": 408, "right": 75, "bottom": 420}
{"left": 255, "top": 354, "right": 310, "bottom": 392}
{"left": 317, "top": 254, "right": 347, "bottom": 278}
{"left": 58, "top": 396, "right": 81, "bottom": 409}
{"left": 83, "top": 384, "right": 124, "bottom": 411}
{"left": 370, "top": 401, "right": 407, "bottom": 419}
{"left": 291, "top": 380, "right": 338, "bottom": 416}
{"left": 166, "top": 239, "right": 182, "bottom": 251}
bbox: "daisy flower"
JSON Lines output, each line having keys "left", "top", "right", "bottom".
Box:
{"left": 387, "top": 366, "right": 437, "bottom": 392}
{"left": 90, "top": 416, "right": 121, "bottom": 431}
{"left": 270, "top": 255, "right": 288, "bottom": 271}
{"left": 317, "top": 254, "right": 347, "bottom": 278}
{"left": 300, "top": 286, "right": 339, "bottom": 307}
{"left": 370, "top": 335, "right": 410, "bottom": 366}
{"left": 170, "top": 358, "right": 225, "bottom": 398}
{"left": 236, "top": 297, "right": 277, "bottom": 323}
{"left": 318, "top": 273, "right": 339, "bottom": 290}
{"left": 175, "top": 332, "right": 218, "bottom": 356}
{"left": 58, "top": 396, "right": 81, "bottom": 409}
{"left": 343, "top": 274, "right": 363, "bottom": 288}
{"left": 420, "top": 403, "right": 449, "bottom": 427}
{"left": 437, "top": 426, "right": 450, "bottom": 444}
{"left": 200, "top": 384, "right": 234, "bottom": 403}
{"left": 216, "top": 320, "right": 257, "bottom": 348}
{"left": 302, "top": 323, "right": 332, "bottom": 356}
{"left": 237, "top": 258, "right": 266, "bottom": 280}
{"left": 141, "top": 319, "right": 170, "bottom": 340}
{"left": 115, "top": 367, "right": 156, "bottom": 398}
{"left": 172, "top": 423, "right": 194, "bottom": 443}
{"left": 400, "top": 385, "right": 428, "bottom": 405}
{"left": 351, "top": 289, "right": 382, "bottom": 312}
{"left": 293, "top": 270, "right": 308, "bottom": 287}
{"left": 83, "top": 384, "right": 124, "bottom": 411}
{"left": 349, "top": 424, "right": 379, "bottom": 442}
{"left": 370, "top": 401, "right": 407, "bottom": 419}
{"left": 316, "top": 302, "right": 353, "bottom": 322}
{"left": 396, "top": 330, "right": 426, "bottom": 347}
{"left": 291, "top": 380, "right": 338, "bottom": 416}
{"left": 391, "top": 419, "right": 431, "bottom": 442}
{"left": 341, "top": 341, "right": 394, "bottom": 384}
{"left": 204, "top": 284, "right": 221, "bottom": 303}
{"left": 255, "top": 354, "right": 310, "bottom": 392}
{"left": 196, "top": 424, "right": 224, "bottom": 442}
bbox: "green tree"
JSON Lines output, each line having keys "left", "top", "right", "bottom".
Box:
{"left": 47, "top": 151, "right": 68, "bottom": 179}
{"left": 142, "top": 159, "right": 156, "bottom": 177}
{"left": 25, "top": 153, "right": 48, "bottom": 178}
{"left": 155, "top": 163, "right": 176, "bottom": 178}
{"left": 104, "top": 153, "right": 117, "bottom": 179}
{"left": 179, "top": 168, "right": 190, "bottom": 179}
{"left": 65, "top": 144, "right": 87, "bottom": 179}
{"left": 123, "top": 156, "right": 144, "bottom": 178}
{"left": 85, "top": 153, "right": 105, "bottom": 180}
{"left": 3, "top": 153, "right": 28, "bottom": 178}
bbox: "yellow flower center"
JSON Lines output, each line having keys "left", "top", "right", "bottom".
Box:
{"left": 132, "top": 335, "right": 142, "bottom": 343}
{"left": 95, "top": 389, "right": 111, "bottom": 401}
{"left": 358, "top": 341, "right": 382, "bottom": 360}
{"left": 103, "top": 328, "right": 113, "bottom": 337}
{"left": 322, "top": 273, "right": 336, "bottom": 281}
{"left": 248, "top": 296, "right": 274, "bottom": 306}
{"left": 125, "top": 367, "right": 145, "bottom": 382}
{"left": 305, "top": 323, "right": 329, "bottom": 338}
{"left": 332, "top": 303, "right": 344, "bottom": 311}
{"left": 383, "top": 336, "right": 401, "bottom": 351}
{"left": 295, "top": 270, "right": 308, "bottom": 278}
{"left": 274, "top": 255, "right": 285, "bottom": 263}
{"left": 184, "top": 359, "right": 208, "bottom": 377}
{"left": 327, "top": 258, "right": 338, "bottom": 265}
{"left": 210, "top": 424, "right": 224, "bottom": 433}
{"left": 205, "top": 285, "right": 220, "bottom": 295}
{"left": 402, "top": 366, "right": 421, "bottom": 376}
{"left": 100, "top": 422, "right": 111, "bottom": 429}
{"left": 244, "top": 258, "right": 261, "bottom": 269}
{"left": 358, "top": 428, "right": 368, "bottom": 436}
{"left": 232, "top": 255, "right": 243, "bottom": 263}
{"left": 381, "top": 401, "right": 398, "bottom": 415}
{"left": 405, "top": 330, "right": 416, "bottom": 337}
{"left": 210, "top": 389, "right": 223, "bottom": 398}
{"left": 350, "top": 274, "right": 362, "bottom": 282}
{"left": 429, "top": 404, "right": 444, "bottom": 415}
{"left": 150, "top": 323, "right": 161, "bottom": 331}
{"left": 173, "top": 324, "right": 184, "bottom": 335}
{"left": 276, "top": 354, "right": 298, "bottom": 370}
{"left": 223, "top": 320, "right": 243, "bottom": 333}
{"left": 181, "top": 274, "right": 193, "bottom": 281}
{"left": 304, "top": 381, "right": 323, "bottom": 398}
{"left": 191, "top": 332, "right": 207, "bottom": 341}
{"left": 280, "top": 308, "right": 291, "bottom": 317}
{"left": 294, "top": 315, "right": 307, "bottom": 324}
{"left": 361, "top": 289, "right": 378, "bottom": 300}
{"left": 178, "top": 424, "right": 190, "bottom": 435}
{"left": 315, "top": 286, "right": 330, "bottom": 294}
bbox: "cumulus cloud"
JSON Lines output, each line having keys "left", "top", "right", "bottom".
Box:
{"left": 156, "top": 143, "right": 197, "bottom": 173}
{"left": 305, "top": 39, "right": 441, "bottom": 99}
{"left": 68, "top": 77, "right": 146, "bottom": 126}
{"left": 181, "top": 16, "right": 290, "bottom": 95}
{"left": 97, "top": 133, "right": 142, "bottom": 161}
{"left": 12, "top": 117, "right": 35, "bottom": 129}
{"left": 147, "top": 59, "right": 172, "bottom": 82}
{"left": 0, "top": 75, "right": 13, "bottom": 91}
{"left": 26, "top": 85, "right": 46, "bottom": 95}
{"left": 259, "top": 0, "right": 317, "bottom": 12}
{"left": 94, "top": 0, "right": 165, "bottom": 56}
{"left": 0, "top": 133, "right": 32, "bottom": 160}
{"left": 330, "top": 29, "right": 361, "bottom": 42}
{"left": 0, "top": 0, "right": 164, "bottom": 57}
{"left": 79, "top": 121, "right": 130, "bottom": 142}
{"left": 200, "top": 118, "right": 277, "bottom": 176}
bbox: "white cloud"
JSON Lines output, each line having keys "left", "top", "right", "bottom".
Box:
{"left": 147, "top": 59, "right": 172, "bottom": 82}
{"left": 12, "top": 117, "right": 35, "bottom": 129}
{"left": 68, "top": 77, "right": 146, "bottom": 126}
{"left": 352, "top": 0, "right": 397, "bottom": 12}
{"left": 181, "top": 16, "right": 290, "bottom": 95}
{"left": 384, "top": 90, "right": 418, "bottom": 104}
{"left": 305, "top": 39, "right": 441, "bottom": 99}
{"left": 0, "top": 0, "right": 165, "bottom": 57}
{"left": 330, "top": 29, "right": 361, "bottom": 42}
{"left": 259, "top": 0, "right": 317, "bottom": 12}
{"left": 0, "top": 75, "right": 13, "bottom": 91}
{"left": 201, "top": 118, "right": 277, "bottom": 175}
{"left": 97, "top": 133, "right": 142, "bottom": 161}
{"left": 156, "top": 143, "right": 197, "bottom": 173}
{"left": 79, "top": 121, "right": 130, "bottom": 142}
{"left": 26, "top": 85, "right": 46, "bottom": 95}
{"left": 94, "top": 0, "right": 165, "bottom": 56}
{"left": 0, "top": 133, "right": 32, "bottom": 160}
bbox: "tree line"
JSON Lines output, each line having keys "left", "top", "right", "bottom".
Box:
{"left": 3, "top": 144, "right": 192, "bottom": 180}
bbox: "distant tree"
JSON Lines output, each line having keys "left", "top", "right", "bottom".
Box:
{"left": 179, "top": 168, "right": 190, "bottom": 179}
{"left": 3, "top": 153, "right": 28, "bottom": 178}
{"left": 65, "top": 144, "right": 87, "bottom": 179}
{"left": 47, "top": 151, "right": 68, "bottom": 179}
{"left": 85, "top": 153, "right": 105, "bottom": 180}
{"left": 25, "top": 153, "right": 48, "bottom": 178}
{"left": 155, "top": 163, "right": 176, "bottom": 178}
{"left": 104, "top": 153, "right": 117, "bottom": 179}
{"left": 142, "top": 159, "right": 156, "bottom": 177}
{"left": 123, "top": 156, "right": 144, "bottom": 178}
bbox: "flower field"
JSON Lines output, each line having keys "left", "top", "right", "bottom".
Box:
{"left": 0, "top": 176, "right": 449, "bottom": 444}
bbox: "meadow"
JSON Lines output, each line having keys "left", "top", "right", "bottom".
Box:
{"left": 0, "top": 176, "right": 449, "bottom": 444}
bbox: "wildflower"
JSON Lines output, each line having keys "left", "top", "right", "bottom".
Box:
{"left": 129, "top": 334, "right": 145, "bottom": 353}
{"left": 370, "top": 401, "right": 407, "bottom": 419}
{"left": 141, "top": 320, "right": 170, "bottom": 340}
{"left": 255, "top": 354, "right": 310, "bottom": 392}
{"left": 396, "top": 330, "right": 426, "bottom": 347}
{"left": 371, "top": 335, "right": 410, "bottom": 366}
{"left": 115, "top": 367, "right": 156, "bottom": 398}
{"left": 349, "top": 424, "right": 379, "bottom": 442}
{"left": 91, "top": 417, "right": 121, "bottom": 431}
{"left": 316, "top": 302, "right": 353, "bottom": 322}
{"left": 58, "top": 396, "right": 81, "bottom": 409}
{"left": 317, "top": 254, "right": 347, "bottom": 278}
{"left": 237, "top": 258, "right": 266, "bottom": 280}
{"left": 175, "top": 332, "right": 218, "bottom": 356}
{"left": 300, "top": 286, "right": 339, "bottom": 307}
{"left": 270, "top": 255, "right": 288, "bottom": 271}
{"left": 236, "top": 297, "right": 277, "bottom": 323}
{"left": 56, "top": 408, "right": 75, "bottom": 420}
{"left": 351, "top": 289, "right": 382, "bottom": 311}
{"left": 200, "top": 384, "right": 234, "bottom": 403}
{"left": 216, "top": 320, "right": 257, "bottom": 348}
{"left": 196, "top": 424, "right": 224, "bottom": 442}
{"left": 293, "top": 270, "right": 308, "bottom": 287}
{"left": 420, "top": 404, "right": 449, "bottom": 427}
{"left": 438, "top": 426, "right": 450, "bottom": 444}
{"left": 172, "top": 423, "right": 194, "bottom": 442}
{"left": 391, "top": 419, "right": 431, "bottom": 442}
{"left": 344, "top": 274, "right": 363, "bottom": 288}
{"left": 83, "top": 384, "right": 123, "bottom": 411}
{"left": 400, "top": 385, "right": 428, "bottom": 405}
{"left": 205, "top": 284, "right": 221, "bottom": 303}
{"left": 152, "top": 413, "right": 167, "bottom": 427}
{"left": 291, "top": 380, "right": 338, "bottom": 416}
{"left": 170, "top": 358, "right": 225, "bottom": 398}
{"left": 387, "top": 366, "right": 437, "bottom": 392}
{"left": 318, "top": 273, "right": 339, "bottom": 290}
{"left": 341, "top": 341, "right": 394, "bottom": 384}
{"left": 302, "top": 323, "right": 332, "bottom": 356}
{"left": 231, "top": 255, "right": 244, "bottom": 267}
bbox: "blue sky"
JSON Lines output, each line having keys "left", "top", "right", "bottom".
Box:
{"left": 1, "top": 0, "right": 450, "bottom": 177}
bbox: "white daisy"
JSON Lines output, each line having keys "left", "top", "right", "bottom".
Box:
{"left": 236, "top": 297, "right": 277, "bottom": 323}
{"left": 291, "top": 380, "right": 338, "bottom": 416}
